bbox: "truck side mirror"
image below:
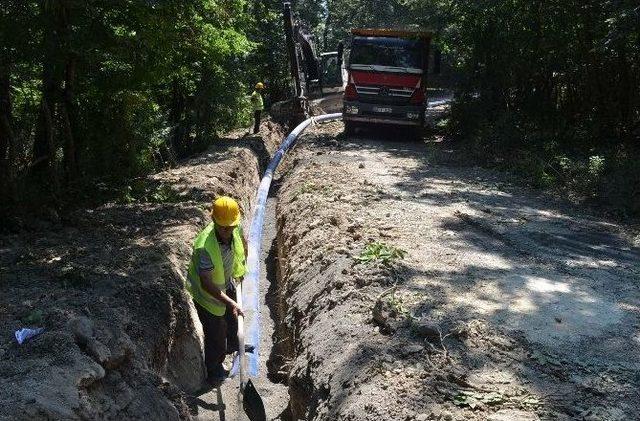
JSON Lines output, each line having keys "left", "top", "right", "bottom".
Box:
{"left": 337, "top": 42, "right": 344, "bottom": 69}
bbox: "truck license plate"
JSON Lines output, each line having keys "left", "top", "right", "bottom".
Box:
{"left": 373, "top": 106, "right": 392, "bottom": 113}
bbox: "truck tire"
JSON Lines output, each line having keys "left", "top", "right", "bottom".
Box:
{"left": 409, "top": 126, "right": 423, "bottom": 141}
{"left": 344, "top": 121, "right": 356, "bottom": 136}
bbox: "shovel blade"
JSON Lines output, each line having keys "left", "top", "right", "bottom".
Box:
{"left": 242, "top": 379, "right": 266, "bottom": 421}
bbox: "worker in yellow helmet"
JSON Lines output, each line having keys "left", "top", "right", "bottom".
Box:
{"left": 251, "top": 82, "right": 265, "bottom": 134}
{"left": 186, "top": 196, "right": 252, "bottom": 383}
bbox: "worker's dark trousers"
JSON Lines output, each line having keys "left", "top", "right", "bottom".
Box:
{"left": 194, "top": 286, "right": 239, "bottom": 377}
{"left": 253, "top": 110, "right": 261, "bottom": 134}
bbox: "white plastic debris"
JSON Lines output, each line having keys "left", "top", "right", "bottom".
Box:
{"left": 15, "top": 327, "right": 45, "bottom": 344}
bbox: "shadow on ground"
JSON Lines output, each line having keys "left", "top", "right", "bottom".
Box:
{"left": 284, "top": 123, "right": 640, "bottom": 419}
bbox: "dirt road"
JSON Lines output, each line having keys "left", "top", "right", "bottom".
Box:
{"left": 274, "top": 121, "right": 640, "bottom": 420}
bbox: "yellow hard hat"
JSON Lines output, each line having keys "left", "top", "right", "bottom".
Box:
{"left": 255, "top": 82, "right": 264, "bottom": 90}
{"left": 211, "top": 196, "right": 241, "bottom": 227}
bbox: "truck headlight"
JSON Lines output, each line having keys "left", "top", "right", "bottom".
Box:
{"left": 407, "top": 112, "right": 419, "bottom": 119}
{"left": 346, "top": 106, "right": 359, "bottom": 115}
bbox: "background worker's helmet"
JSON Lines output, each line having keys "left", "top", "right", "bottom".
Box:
{"left": 255, "top": 82, "right": 264, "bottom": 90}
{"left": 211, "top": 196, "right": 241, "bottom": 227}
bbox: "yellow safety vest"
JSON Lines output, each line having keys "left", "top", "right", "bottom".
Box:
{"left": 186, "top": 222, "right": 246, "bottom": 316}
{"left": 250, "top": 91, "right": 264, "bottom": 111}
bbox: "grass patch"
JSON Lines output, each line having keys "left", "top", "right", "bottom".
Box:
{"left": 355, "top": 242, "right": 407, "bottom": 266}
{"left": 21, "top": 309, "right": 44, "bottom": 325}
{"left": 291, "top": 181, "right": 333, "bottom": 201}
{"left": 120, "top": 180, "right": 181, "bottom": 204}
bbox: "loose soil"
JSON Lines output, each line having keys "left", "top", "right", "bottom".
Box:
{"left": 3, "top": 105, "right": 639, "bottom": 421}
{"left": 274, "top": 121, "right": 640, "bottom": 421}
{"left": 0, "top": 121, "right": 284, "bottom": 421}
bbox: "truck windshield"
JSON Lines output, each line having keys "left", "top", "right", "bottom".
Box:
{"left": 349, "top": 36, "right": 423, "bottom": 70}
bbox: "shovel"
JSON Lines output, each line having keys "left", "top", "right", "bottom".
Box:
{"left": 235, "top": 282, "right": 266, "bottom": 421}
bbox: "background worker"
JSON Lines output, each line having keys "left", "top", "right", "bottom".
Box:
{"left": 251, "top": 82, "right": 265, "bottom": 134}
{"left": 186, "top": 196, "right": 250, "bottom": 383}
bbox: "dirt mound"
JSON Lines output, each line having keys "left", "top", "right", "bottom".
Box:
{"left": 273, "top": 121, "right": 640, "bottom": 420}
{"left": 0, "top": 122, "right": 284, "bottom": 420}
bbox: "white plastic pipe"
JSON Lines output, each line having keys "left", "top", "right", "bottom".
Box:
{"left": 235, "top": 113, "right": 342, "bottom": 384}
{"left": 239, "top": 101, "right": 451, "bottom": 380}
{"left": 233, "top": 95, "right": 452, "bottom": 416}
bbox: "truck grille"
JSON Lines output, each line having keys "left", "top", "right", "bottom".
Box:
{"left": 355, "top": 85, "right": 415, "bottom": 105}
{"left": 388, "top": 88, "right": 414, "bottom": 98}
{"left": 356, "top": 86, "right": 380, "bottom": 95}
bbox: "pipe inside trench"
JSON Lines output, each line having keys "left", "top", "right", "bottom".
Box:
{"left": 195, "top": 114, "right": 343, "bottom": 420}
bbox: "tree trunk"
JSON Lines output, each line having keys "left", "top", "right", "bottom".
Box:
{"left": 617, "top": 46, "right": 632, "bottom": 140}
{"left": 32, "top": 3, "right": 60, "bottom": 195}
{"left": 61, "top": 56, "right": 78, "bottom": 181}
{"left": 54, "top": 0, "right": 77, "bottom": 182}
{"left": 323, "top": 8, "right": 331, "bottom": 51}
{"left": 58, "top": 0, "right": 80, "bottom": 182}
{"left": 169, "top": 77, "right": 185, "bottom": 160}
{"left": 34, "top": 99, "right": 60, "bottom": 192}
{"left": 0, "top": 66, "right": 14, "bottom": 199}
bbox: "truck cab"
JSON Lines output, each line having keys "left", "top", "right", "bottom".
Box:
{"left": 343, "top": 29, "right": 431, "bottom": 134}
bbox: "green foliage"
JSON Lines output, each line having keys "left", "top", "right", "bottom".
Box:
{"left": 245, "top": 1, "right": 291, "bottom": 104}
{"left": 386, "top": 292, "right": 409, "bottom": 317}
{"left": 593, "top": 147, "right": 640, "bottom": 216}
{"left": 309, "top": 0, "right": 639, "bottom": 216}
{"left": 2, "top": 0, "right": 637, "bottom": 218}
{"left": 1, "top": 0, "right": 291, "bottom": 214}
{"left": 120, "top": 181, "right": 181, "bottom": 205}
{"left": 300, "top": 181, "right": 331, "bottom": 194}
{"left": 355, "top": 242, "right": 407, "bottom": 266}
{"left": 291, "top": 181, "right": 332, "bottom": 201}
{"left": 319, "top": 0, "right": 424, "bottom": 50}
{"left": 442, "top": 0, "right": 639, "bottom": 215}
{"left": 435, "top": 118, "right": 450, "bottom": 129}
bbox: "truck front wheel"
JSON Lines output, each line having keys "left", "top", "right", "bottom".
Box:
{"left": 409, "top": 126, "right": 423, "bottom": 141}
{"left": 344, "top": 121, "right": 356, "bottom": 136}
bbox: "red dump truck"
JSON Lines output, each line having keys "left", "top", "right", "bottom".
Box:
{"left": 343, "top": 29, "right": 432, "bottom": 134}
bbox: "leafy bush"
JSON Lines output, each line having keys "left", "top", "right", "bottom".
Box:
{"left": 0, "top": 0, "right": 291, "bottom": 213}
{"left": 120, "top": 181, "right": 181, "bottom": 205}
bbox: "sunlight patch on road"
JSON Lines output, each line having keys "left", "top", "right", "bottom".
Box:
{"left": 566, "top": 257, "right": 619, "bottom": 269}
{"left": 525, "top": 276, "right": 571, "bottom": 294}
{"left": 509, "top": 296, "right": 538, "bottom": 313}
{"left": 450, "top": 273, "right": 624, "bottom": 347}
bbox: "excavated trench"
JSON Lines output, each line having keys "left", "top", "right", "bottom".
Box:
{"left": 265, "top": 116, "right": 640, "bottom": 421}
{"left": 196, "top": 113, "right": 347, "bottom": 420}
{"left": 4, "top": 106, "right": 481, "bottom": 420}
{"left": 0, "top": 122, "right": 289, "bottom": 421}
{"left": 172, "top": 98, "right": 640, "bottom": 420}
{"left": 195, "top": 181, "right": 292, "bottom": 420}
{"left": 263, "top": 182, "right": 292, "bottom": 387}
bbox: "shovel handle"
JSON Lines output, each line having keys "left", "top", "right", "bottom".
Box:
{"left": 235, "top": 282, "right": 246, "bottom": 389}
